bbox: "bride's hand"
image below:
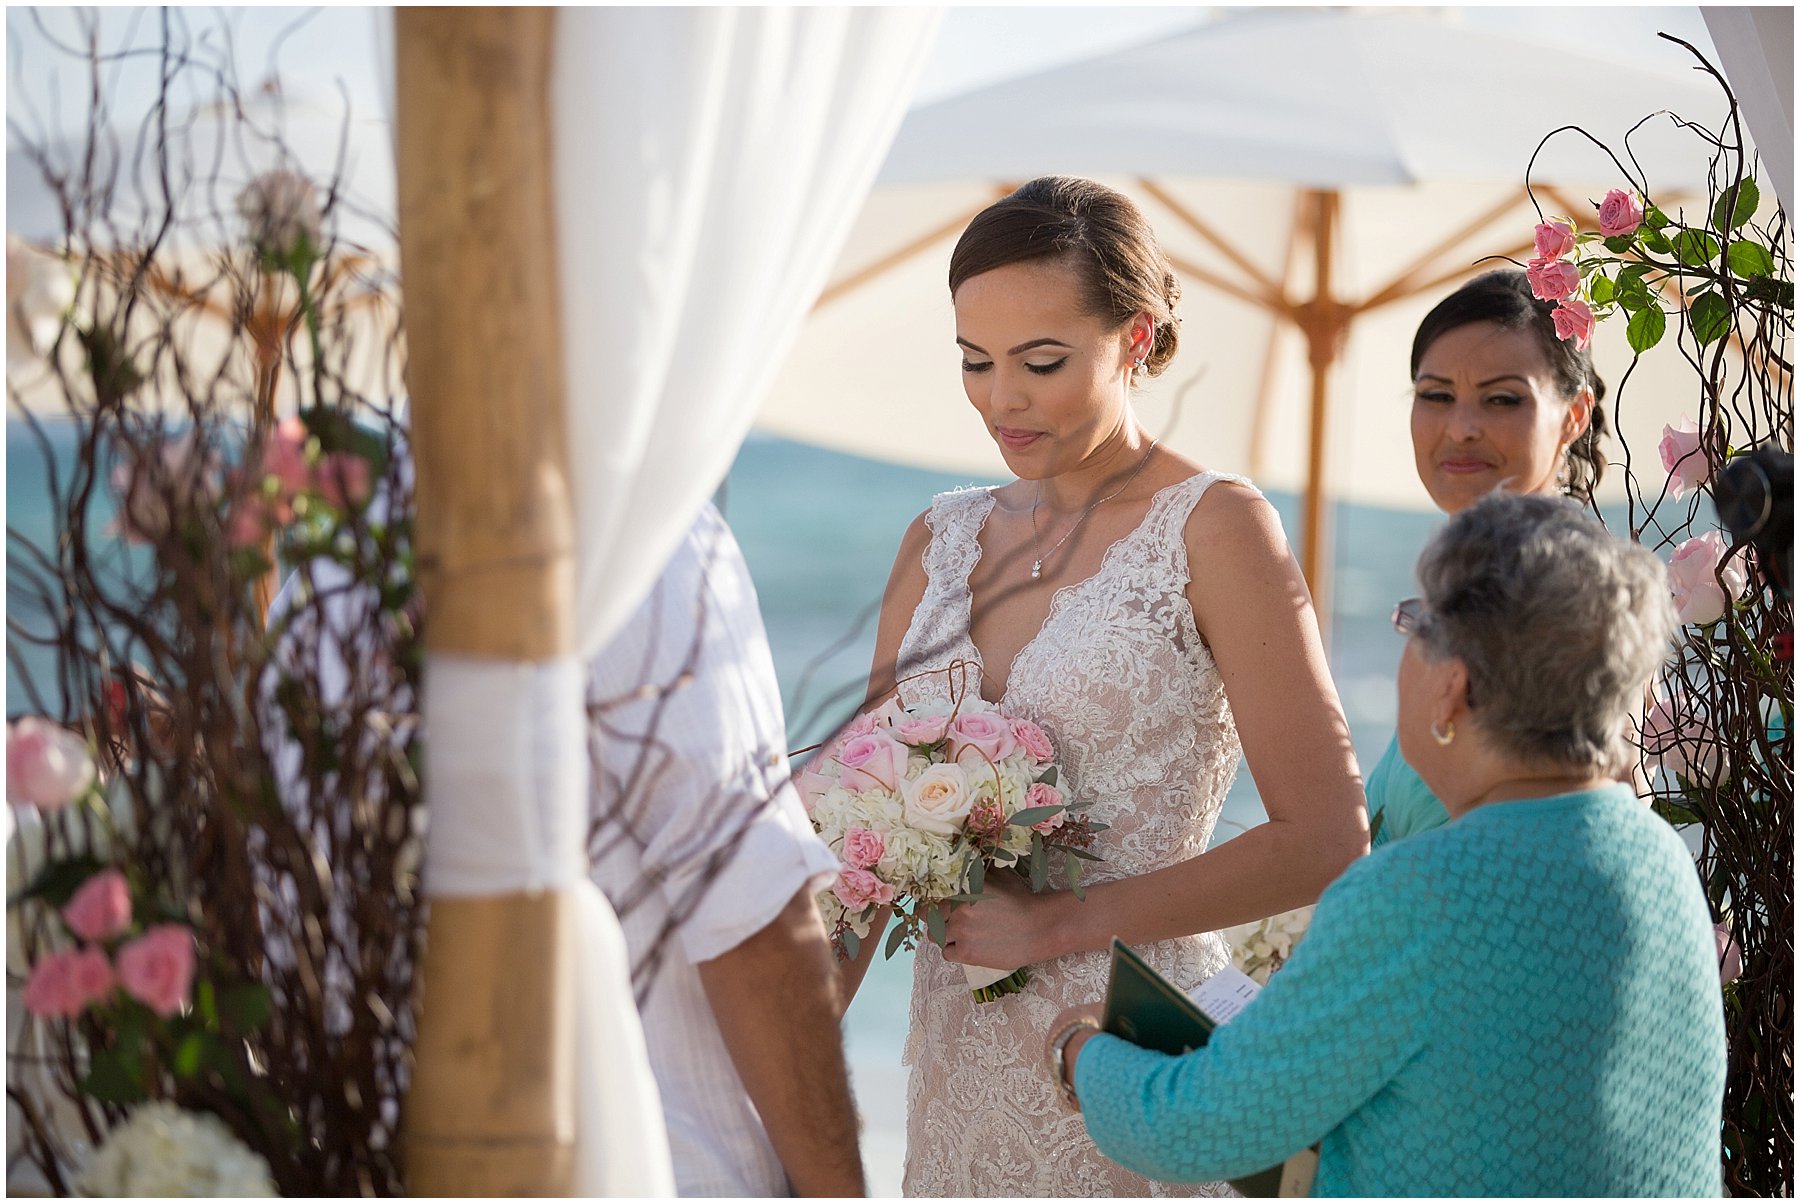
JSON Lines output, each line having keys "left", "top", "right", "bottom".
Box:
{"left": 941, "top": 869, "right": 1063, "bottom": 968}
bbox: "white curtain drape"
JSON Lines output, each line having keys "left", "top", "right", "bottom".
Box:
{"left": 423, "top": 7, "right": 939, "bottom": 1196}
{"left": 555, "top": 6, "right": 941, "bottom": 653}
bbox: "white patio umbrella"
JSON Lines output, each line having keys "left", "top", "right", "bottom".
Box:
{"left": 758, "top": 7, "right": 1750, "bottom": 622}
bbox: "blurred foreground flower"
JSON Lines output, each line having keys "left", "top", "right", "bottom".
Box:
{"left": 1641, "top": 691, "right": 1728, "bottom": 786}
{"left": 6, "top": 718, "right": 96, "bottom": 810}
{"left": 1715, "top": 921, "right": 1743, "bottom": 984}
{"left": 80, "top": 1101, "right": 276, "bottom": 1197}
{"left": 236, "top": 169, "right": 322, "bottom": 264}
{"left": 1222, "top": 905, "right": 1316, "bottom": 985}
{"left": 1667, "top": 530, "right": 1748, "bottom": 626}
{"left": 1658, "top": 418, "right": 1712, "bottom": 500}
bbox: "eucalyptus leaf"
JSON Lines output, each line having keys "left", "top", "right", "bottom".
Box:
{"left": 842, "top": 929, "right": 860, "bottom": 960}
{"left": 1066, "top": 853, "right": 1085, "bottom": 902}
{"left": 1063, "top": 846, "right": 1104, "bottom": 861}
{"left": 1690, "top": 292, "right": 1731, "bottom": 345}
{"left": 967, "top": 855, "right": 986, "bottom": 896}
{"left": 926, "top": 904, "right": 947, "bottom": 948}
{"left": 1626, "top": 305, "right": 1667, "bottom": 353}
{"left": 1727, "top": 241, "right": 1776, "bottom": 279}
{"left": 1029, "top": 833, "right": 1049, "bottom": 891}
{"left": 1006, "top": 805, "right": 1062, "bottom": 828}
{"left": 884, "top": 920, "right": 909, "bottom": 959}
{"left": 1035, "top": 766, "right": 1058, "bottom": 788}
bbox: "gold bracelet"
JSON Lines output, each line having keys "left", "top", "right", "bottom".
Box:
{"left": 1049, "top": 1018, "right": 1100, "bottom": 1109}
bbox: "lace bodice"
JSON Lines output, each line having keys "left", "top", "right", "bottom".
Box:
{"left": 894, "top": 472, "right": 1251, "bottom": 1197}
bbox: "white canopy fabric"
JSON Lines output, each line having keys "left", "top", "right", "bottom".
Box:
{"left": 760, "top": 8, "right": 1750, "bottom": 531}
{"left": 1701, "top": 6, "right": 1794, "bottom": 214}
{"left": 417, "top": 7, "right": 941, "bottom": 1194}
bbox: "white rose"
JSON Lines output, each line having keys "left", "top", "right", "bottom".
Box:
{"left": 902, "top": 762, "right": 976, "bottom": 836}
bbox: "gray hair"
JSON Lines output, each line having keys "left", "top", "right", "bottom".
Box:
{"left": 1414, "top": 492, "right": 1677, "bottom": 775}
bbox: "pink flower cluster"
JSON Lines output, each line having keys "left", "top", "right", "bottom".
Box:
{"left": 1525, "top": 215, "right": 1597, "bottom": 350}
{"left": 22, "top": 868, "right": 196, "bottom": 1020}
{"left": 226, "top": 418, "right": 373, "bottom": 548}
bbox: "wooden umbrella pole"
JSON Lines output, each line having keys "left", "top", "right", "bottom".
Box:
{"left": 395, "top": 8, "right": 578, "bottom": 1195}
{"left": 1299, "top": 189, "right": 1342, "bottom": 639}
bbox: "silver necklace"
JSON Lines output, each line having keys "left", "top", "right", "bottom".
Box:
{"left": 1029, "top": 439, "right": 1159, "bottom": 580}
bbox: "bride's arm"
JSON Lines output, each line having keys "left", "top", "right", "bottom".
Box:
{"left": 831, "top": 510, "right": 934, "bottom": 1007}
{"left": 943, "top": 483, "right": 1368, "bottom": 967}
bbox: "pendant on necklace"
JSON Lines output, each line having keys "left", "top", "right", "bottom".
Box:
{"left": 1031, "top": 560, "right": 1043, "bottom": 580}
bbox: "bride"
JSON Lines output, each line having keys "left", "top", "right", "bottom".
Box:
{"left": 840, "top": 177, "right": 1368, "bottom": 1197}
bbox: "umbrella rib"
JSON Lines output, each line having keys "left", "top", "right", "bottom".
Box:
{"left": 812, "top": 184, "right": 1014, "bottom": 311}
{"left": 1357, "top": 191, "right": 1529, "bottom": 312}
{"left": 1137, "top": 177, "right": 1286, "bottom": 309}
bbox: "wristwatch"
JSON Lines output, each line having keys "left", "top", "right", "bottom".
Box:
{"left": 1048, "top": 1018, "right": 1100, "bottom": 1109}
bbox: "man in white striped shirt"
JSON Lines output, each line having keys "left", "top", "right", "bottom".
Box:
{"left": 587, "top": 503, "right": 864, "bottom": 1197}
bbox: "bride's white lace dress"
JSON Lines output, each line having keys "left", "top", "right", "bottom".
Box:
{"left": 895, "top": 472, "right": 1250, "bottom": 1198}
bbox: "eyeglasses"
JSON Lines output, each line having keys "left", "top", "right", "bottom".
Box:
{"left": 1392, "top": 597, "right": 1426, "bottom": 636}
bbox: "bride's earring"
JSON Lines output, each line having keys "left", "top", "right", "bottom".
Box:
{"left": 1431, "top": 719, "right": 1455, "bottom": 746}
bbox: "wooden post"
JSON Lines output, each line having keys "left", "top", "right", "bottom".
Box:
{"left": 1300, "top": 189, "right": 1341, "bottom": 640}
{"left": 394, "top": 8, "right": 578, "bottom": 1195}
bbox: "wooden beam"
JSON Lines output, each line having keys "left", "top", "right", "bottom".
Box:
{"left": 1138, "top": 177, "right": 1287, "bottom": 309}
{"left": 814, "top": 185, "right": 1013, "bottom": 310}
{"left": 1357, "top": 190, "right": 1526, "bottom": 312}
{"left": 395, "top": 8, "right": 577, "bottom": 1195}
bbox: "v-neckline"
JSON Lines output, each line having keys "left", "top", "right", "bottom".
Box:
{"left": 961, "top": 474, "right": 1203, "bottom": 709}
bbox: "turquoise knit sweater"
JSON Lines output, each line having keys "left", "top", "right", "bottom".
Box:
{"left": 1076, "top": 784, "right": 1726, "bottom": 1197}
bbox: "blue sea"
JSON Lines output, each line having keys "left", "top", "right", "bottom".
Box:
{"left": 7, "top": 420, "right": 1439, "bottom": 1193}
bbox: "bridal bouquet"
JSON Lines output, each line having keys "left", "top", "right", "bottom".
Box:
{"left": 801, "top": 683, "right": 1103, "bottom": 1002}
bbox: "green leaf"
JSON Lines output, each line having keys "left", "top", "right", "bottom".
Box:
{"left": 1589, "top": 275, "right": 1615, "bottom": 306}
{"left": 925, "top": 904, "right": 947, "bottom": 949}
{"left": 841, "top": 929, "right": 860, "bottom": 961}
{"left": 1368, "top": 807, "right": 1386, "bottom": 844}
{"left": 1062, "top": 846, "right": 1104, "bottom": 861}
{"left": 1711, "top": 179, "right": 1759, "bottom": 231}
{"left": 1641, "top": 228, "right": 1673, "bottom": 256}
{"left": 966, "top": 855, "right": 986, "bottom": 897}
{"left": 1006, "top": 805, "right": 1062, "bottom": 828}
{"left": 1673, "top": 229, "right": 1722, "bottom": 268}
{"left": 218, "top": 983, "right": 273, "bottom": 1034}
{"left": 196, "top": 979, "right": 219, "bottom": 1028}
{"left": 1626, "top": 305, "right": 1667, "bottom": 353}
{"left": 1726, "top": 240, "right": 1776, "bottom": 279}
{"left": 10, "top": 856, "right": 108, "bottom": 909}
{"left": 1066, "top": 853, "right": 1085, "bottom": 902}
{"left": 1690, "top": 291, "right": 1731, "bottom": 345}
{"left": 1644, "top": 204, "right": 1672, "bottom": 231}
{"left": 1603, "top": 235, "right": 1634, "bottom": 255}
{"left": 173, "top": 1032, "right": 207, "bottom": 1078}
{"left": 1035, "top": 766, "right": 1057, "bottom": 788}
{"left": 82, "top": 1049, "right": 147, "bottom": 1105}
{"left": 883, "top": 919, "right": 909, "bottom": 959}
{"left": 1029, "top": 833, "right": 1049, "bottom": 892}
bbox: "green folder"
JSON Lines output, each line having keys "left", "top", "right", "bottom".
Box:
{"left": 1100, "top": 939, "right": 1295, "bottom": 1197}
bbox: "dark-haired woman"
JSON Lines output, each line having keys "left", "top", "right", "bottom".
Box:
{"left": 1369, "top": 267, "right": 1605, "bottom": 846}
{"left": 844, "top": 177, "right": 1368, "bottom": 1195}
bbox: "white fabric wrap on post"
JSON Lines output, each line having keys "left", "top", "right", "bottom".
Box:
{"left": 422, "top": 657, "right": 674, "bottom": 1196}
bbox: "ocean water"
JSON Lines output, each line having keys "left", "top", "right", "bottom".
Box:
{"left": 6, "top": 421, "right": 1439, "bottom": 1194}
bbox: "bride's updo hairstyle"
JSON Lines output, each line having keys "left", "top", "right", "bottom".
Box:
{"left": 1411, "top": 269, "right": 1610, "bottom": 504}
{"left": 948, "top": 176, "right": 1182, "bottom": 380}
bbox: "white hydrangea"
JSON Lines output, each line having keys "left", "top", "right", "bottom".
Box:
{"left": 81, "top": 1101, "right": 276, "bottom": 1197}
{"left": 812, "top": 785, "right": 903, "bottom": 849}
{"left": 1222, "top": 905, "right": 1317, "bottom": 985}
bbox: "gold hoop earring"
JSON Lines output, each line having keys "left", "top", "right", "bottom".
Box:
{"left": 1431, "top": 720, "right": 1455, "bottom": 746}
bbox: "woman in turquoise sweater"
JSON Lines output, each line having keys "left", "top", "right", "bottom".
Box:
{"left": 1370, "top": 268, "right": 1605, "bottom": 846}
{"left": 1048, "top": 493, "right": 1728, "bottom": 1196}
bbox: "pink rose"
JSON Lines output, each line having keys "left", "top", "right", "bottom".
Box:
{"left": 1010, "top": 718, "right": 1055, "bottom": 763}
{"left": 313, "top": 452, "right": 372, "bottom": 511}
{"left": 840, "top": 711, "right": 878, "bottom": 742}
{"left": 894, "top": 713, "right": 950, "bottom": 746}
{"left": 7, "top": 718, "right": 95, "bottom": 810}
{"left": 1026, "top": 781, "right": 1066, "bottom": 833}
{"left": 1533, "top": 219, "right": 1577, "bottom": 260}
{"left": 835, "top": 732, "right": 910, "bottom": 794}
{"left": 1668, "top": 531, "right": 1748, "bottom": 626}
{"left": 794, "top": 765, "right": 834, "bottom": 815}
{"left": 1641, "top": 692, "right": 1728, "bottom": 785}
{"left": 1714, "top": 922, "right": 1743, "bottom": 984}
{"left": 947, "top": 711, "right": 1018, "bottom": 767}
{"left": 1597, "top": 188, "right": 1645, "bottom": 238}
{"left": 1551, "top": 298, "right": 1595, "bottom": 351}
{"left": 871, "top": 697, "right": 909, "bottom": 729}
{"left": 62, "top": 869, "right": 132, "bottom": 942}
{"left": 1525, "top": 256, "right": 1580, "bottom": 302}
{"left": 842, "top": 827, "right": 885, "bottom": 870}
{"left": 22, "top": 947, "right": 115, "bottom": 1018}
{"left": 832, "top": 867, "right": 895, "bottom": 912}
{"left": 1658, "top": 418, "right": 1711, "bottom": 500}
{"left": 115, "top": 924, "right": 196, "bottom": 1017}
